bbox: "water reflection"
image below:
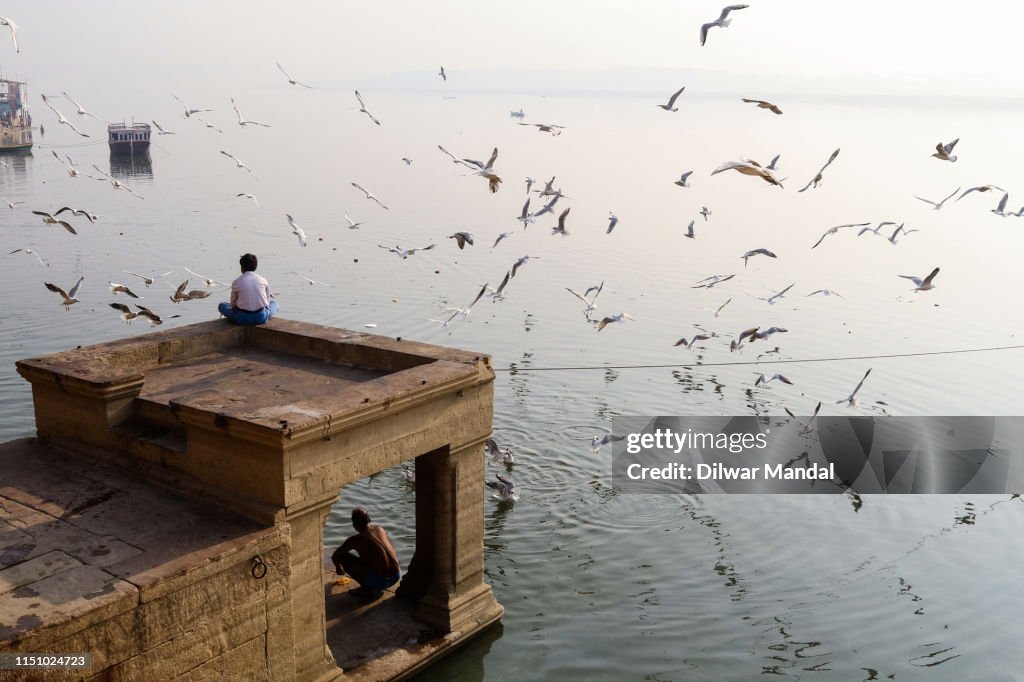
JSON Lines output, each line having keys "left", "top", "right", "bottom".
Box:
{"left": 0, "top": 148, "right": 33, "bottom": 176}
{"left": 109, "top": 152, "right": 153, "bottom": 181}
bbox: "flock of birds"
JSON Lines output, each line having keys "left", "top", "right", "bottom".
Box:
{"left": 3, "top": 5, "right": 1016, "bottom": 505}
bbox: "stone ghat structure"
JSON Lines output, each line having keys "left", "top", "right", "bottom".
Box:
{"left": 1, "top": 319, "right": 504, "bottom": 680}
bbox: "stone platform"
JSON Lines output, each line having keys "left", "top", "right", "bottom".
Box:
{"left": 4, "top": 318, "right": 504, "bottom": 680}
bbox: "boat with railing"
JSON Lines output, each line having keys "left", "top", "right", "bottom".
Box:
{"left": 108, "top": 121, "right": 150, "bottom": 156}
{"left": 0, "top": 77, "right": 32, "bottom": 151}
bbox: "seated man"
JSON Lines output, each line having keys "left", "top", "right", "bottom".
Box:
{"left": 331, "top": 506, "right": 401, "bottom": 600}
{"left": 218, "top": 253, "right": 278, "bottom": 325}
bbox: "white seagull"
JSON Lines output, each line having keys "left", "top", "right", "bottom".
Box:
{"left": 957, "top": 185, "right": 1005, "bottom": 202}
{"left": 152, "top": 120, "right": 176, "bottom": 135}
{"left": 914, "top": 187, "right": 959, "bottom": 210}
{"left": 486, "top": 474, "right": 519, "bottom": 502}
{"left": 806, "top": 289, "right": 845, "bottom": 299}
{"left": 991, "top": 192, "right": 1010, "bottom": 217}
{"left": 109, "top": 302, "right": 139, "bottom": 324}
{"left": 276, "top": 61, "right": 313, "bottom": 88}
{"left": 182, "top": 266, "right": 228, "bottom": 287}
{"left": 741, "top": 98, "right": 782, "bottom": 115}
{"left": 692, "top": 273, "right": 735, "bottom": 289}
{"left": 109, "top": 282, "right": 142, "bottom": 298}
{"left": 702, "top": 297, "right": 732, "bottom": 317}
{"left": 798, "top": 148, "right": 841, "bottom": 192}
{"left": 40, "top": 94, "right": 89, "bottom": 137}
{"left": 932, "top": 138, "right": 958, "bottom": 162}
{"left": 0, "top": 16, "right": 18, "bottom": 53}
{"left": 236, "top": 192, "right": 260, "bottom": 207}
{"left": 492, "top": 231, "right": 513, "bottom": 248}
{"left": 836, "top": 369, "right": 872, "bottom": 408}
{"left": 511, "top": 255, "right": 539, "bottom": 278}
{"left": 810, "top": 222, "right": 870, "bottom": 249}
{"left": 9, "top": 248, "right": 47, "bottom": 266}
{"left": 712, "top": 159, "right": 783, "bottom": 187}
{"left": 596, "top": 312, "right": 634, "bottom": 332}
{"left": 785, "top": 402, "right": 822, "bottom": 435}
{"left": 684, "top": 220, "right": 696, "bottom": 239}
{"left": 461, "top": 147, "right": 502, "bottom": 193}
{"left": 742, "top": 248, "right": 777, "bottom": 268}
{"left": 592, "top": 433, "right": 626, "bottom": 451}
{"left": 566, "top": 280, "right": 603, "bottom": 313}
{"left": 285, "top": 214, "right": 307, "bottom": 247}
{"left": 63, "top": 92, "right": 107, "bottom": 122}
{"left": 343, "top": 212, "right": 364, "bottom": 229}
{"left": 88, "top": 164, "right": 143, "bottom": 197}
{"left": 351, "top": 182, "right": 389, "bottom": 209}
{"left": 700, "top": 4, "right": 749, "bottom": 46}
{"left": 289, "top": 272, "right": 332, "bottom": 286}
{"left": 220, "top": 151, "right": 258, "bottom": 180}
{"left": 675, "top": 171, "right": 693, "bottom": 188}
{"left": 45, "top": 276, "right": 85, "bottom": 309}
{"left": 657, "top": 85, "right": 686, "bottom": 111}
{"left": 172, "top": 93, "right": 213, "bottom": 118}
{"left": 754, "top": 373, "right": 793, "bottom": 387}
{"left": 195, "top": 117, "right": 223, "bottom": 133}
{"left": 31, "top": 210, "right": 77, "bottom": 234}
{"left": 550, "top": 207, "right": 571, "bottom": 236}
{"left": 485, "top": 438, "right": 515, "bottom": 464}
{"left": 231, "top": 97, "right": 271, "bottom": 128}
{"left": 673, "top": 334, "right": 710, "bottom": 350}
{"left": 757, "top": 282, "right": 794, "bottom": 305}
{"left": 123, "top": 270, "right": 174, "bottom": 287}
{"left": 354, "top": 90, "right": 380, "bottom": 125}
{"left": 898, "top": 267, "right": 940, "bottom": 292}
{"left": 378, "top": 244, "right": 436, "bottom": 259}
{"left": 607, "top": 212, "right": 619, "bottom": 234}
{"left": 516, "top": 196, "right": 535, "bottom": 229}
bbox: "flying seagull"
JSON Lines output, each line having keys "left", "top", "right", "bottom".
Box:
{"left": 343, "top": 212, "right": 364, "bottom": 229}
{"left": 285, "top": 214, "right": 307, "bottom": 247}
{"left": 887, "top": 224, "right": 919, "bottom": 245}
{"left": 898, "top": 267, "right": 940, "bottom": 292}
{"left": 439, "top": 66, "right": 447, "bottom": 82}
{"left": 231, "top": 97, "right": 271, "bottom": 128}
{"left": 492, "top": 231, "right": 513, "bottom": 248}
{"left": 533, "top": 195, "right": 561, "bottom": 218}
{"left": 932, "top": 138, "right": 958, "bottom": 162}
{"left": 151, "top": 120, "right": 176, "bottom": 135}
{"left": 742, "top": 248, "right": 777, "bottom": 268}
{"left": 237, "top": 192, "right": 260, "bottom": 207}
{"left": 785, "top": 402, "right": 822, "bottom": 435}
{"left": 754, "top": 373, "right": 793, "bottom": 387}
{"left": 700, "top": 4, "right": 749, "bottom": 46}
{"left": 766, "top": 154, "right": 781, "bottom": 170}
{"left": 9, "top": 248, "right": 47, "bottom": 267}
{"left": 40, "top": 94, "right": 89, "bottom": 137}
{"left": 551, "top": 207, "right": 571, "bottom": 236}
{"left": 351, "top": 182, "right": 389, "bottom": 209}
{"left": 449, "top": 232, "right": 474, "bottom": 249}
{"left": 673, "top": 334, "right": 710, "bottom": 350}
{"left": 220, "top": 151, "right": 258, "bottom": 180}
{"left": 702, "top": 297, "right": 732, "bottom": 317}
{"left": 741, "top": 98, "right": 782, "bottom": 115}
{"left": 712, "top": 159, "right": 783, "bottom": 187}
{"left": 675, "top": 171, "right": 694, "bottom": 188}
{"left": 182, "top": 266, "right": 228, "bottom": 288}
{"left": 461, "top": 147, "right": 502, "bottom": 193}
{"left": 63, "top": 92, "right": 107, "bottom": 122}
{"left": 378, "top": 244, "right": 436, "bottom": 259}
{"left": 566, "top": 280, "right": 604, "bottom": 313}
{"left": 195, "top": 117, "right": 223, "bottom": 133}
{"left": 518, "top": 122, "right": 564, "bottom": 135}
{"left": 354, "top": 90, "right": 380, "bottom": 125}
{"left": 991, "top": 192, "right": 1010, "bottom": 217}
{"left": 596, "top": 312, "right": 634, "bottom": 332}
{"left": 511, "top": 255, "right": 539, "bottom": 278}
{"left": 109, "top": 302, "right": 139, "bottom": 324}
{"left": 914, "top": 187, "right": 959, "bottom": 210}
{"left": 692, "top": 273, "right": 735, "bottom": 289}
{"left": 857, "top": 221, "right": 899, "bottom": 237}
{"left": 123, "top": 270, "right": 174, "bottom": 287}
{"left": 45, "top": 276, "right": 84, "bottom": 309}
{"left": 811, "top": 222, "right": 870, "bottom": 249}
{"left": 836, "top": 369, "right": 872, "bottom": 408}
{"left": 54, "top": 206, "right": 98, "bottom": 223}
{"left": 798, "top": 148, "right": 841, "bottom": 192}
{"left": 684, "top": 220, "right": 696, "bottom": 239}
{"left": 32, "top": 210, "right": 77, "bottom": 235}
{"left": 172, "top": 93, "right": 213, "bottom": 118}
{"left": 91, "top": 165, "right": 145, "bottom": 198}
{"left": 276, "top": 61, "right": 313, "bottom": 88}
{"left": 516, "top": 197, "right": 535, "bottom": 228}
{"left": 806, "top": 289, "right": 845, "bottom": 299}
{"left": 289, "top": 272, "right": 332, "bottom": 286}
{"left": 2, "top": 197, "right": 23, "bottom": 208}
{"left": 0, "top": 16, "right": 18, "bottom": 53}
{"left": 135, "top": 304, "right": 174, "bottom": 326}
{"left": 607, "top": 212, "right": 619, "bottom": 234}
{"left": 957, "top": 185, "right": 1005, "bottom": 202}
{"left": 757, "top": 282, "right": 794, "bottom": 305}
{"left": 109, "top": 282, "right": 142, "bottom": 298}
{"left": 657, "top": 86, "right": 686, "bottom": 111}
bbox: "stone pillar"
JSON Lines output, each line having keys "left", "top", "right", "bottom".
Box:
{"left": 402, "top": 441, "right": 503, "bottom": 632}
{"left": 286, "top": 490, "right": 343, "bottom": 682}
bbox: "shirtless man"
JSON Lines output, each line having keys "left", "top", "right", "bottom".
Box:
{"left": 331, "top": 506, "right": 401, "bottom": 600}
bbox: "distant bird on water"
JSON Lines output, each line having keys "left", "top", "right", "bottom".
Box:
{"left": 741, "top": 98, "right": 782, "bottom": 115}
{"left": 45, "top": 276, "right": 84, "bottom": 309}
{"left": 592, "top": 433, "right": 626, "bottom": 451}
{"left": 276, "top": 62, "right": 313, "bottom": 88}
{"left": 700, "top": 4, "right": 749, "bottom": 46}
{"left": 486, "top": 474, "right": 519, "bottom": 502}
{"left": 657, "top": 86, "right": 686, "bottom": 111}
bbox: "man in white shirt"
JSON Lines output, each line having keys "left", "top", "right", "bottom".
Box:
{"left": 218, "top": 253, "right": 278, "bottom": 325}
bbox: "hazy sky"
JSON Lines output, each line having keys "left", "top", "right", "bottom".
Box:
{"left": 4, "top": 2, "right": 1022, "bottom": 97}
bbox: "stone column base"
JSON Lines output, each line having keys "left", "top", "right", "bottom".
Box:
{"left": 415, "top": 582, "right": 504, "bottom": 634}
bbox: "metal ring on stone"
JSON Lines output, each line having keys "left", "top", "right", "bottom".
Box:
{"left": 251, "top": 555, "right": 268, "bottom": 579}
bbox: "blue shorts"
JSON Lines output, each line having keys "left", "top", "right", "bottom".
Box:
{"left": 362, "top": 570, "right": 400, "bottom": 592}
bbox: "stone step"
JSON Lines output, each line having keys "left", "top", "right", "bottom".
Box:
{"left": 133, "top": 396, "right": 186, "bottom": 434}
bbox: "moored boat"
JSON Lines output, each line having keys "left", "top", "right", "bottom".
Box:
{"left": 0, "top": 77, "right": 32, "bottom": 151}
{"left": 108, "top": 121, "right": 150, "bottom": 155}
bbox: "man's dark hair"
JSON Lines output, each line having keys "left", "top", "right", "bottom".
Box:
{"left": 240, "top": 253, "right": 258, "bottom": 272}
{"left": 352, "top": 506, "right": 371, "bottom": 531}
